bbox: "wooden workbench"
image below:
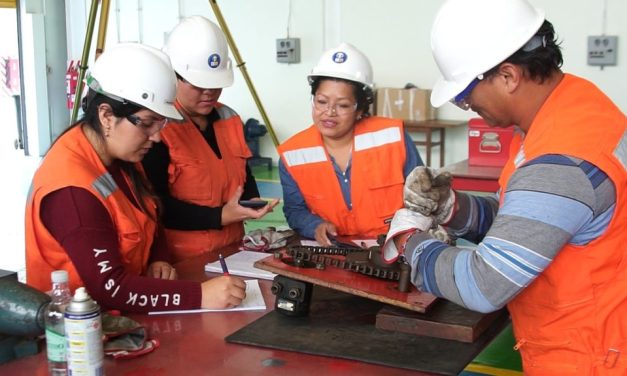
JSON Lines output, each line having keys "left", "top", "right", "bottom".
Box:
{"left": 0, "top": 245, "right": 438, "bottom": 376}
{"left": 0, "top": 243, "right": 507, "bottom": 375}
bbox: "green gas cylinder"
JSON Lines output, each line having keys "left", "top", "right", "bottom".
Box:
{"left": 0, "top": 278, "right": 51, "bottom": 337}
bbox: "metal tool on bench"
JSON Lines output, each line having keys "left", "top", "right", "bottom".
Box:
{"left": 270, "top": 275, "right": 313, "bottom": 317}
{"left": 270, "top": 240, "right": 412, "bottom": 317}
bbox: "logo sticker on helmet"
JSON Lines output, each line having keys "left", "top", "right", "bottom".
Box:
{"left": 208, "top": 54, "right": 221, "bottom": 69}
{"left": 332, "top": 52, "right": 347, "bottom": 64}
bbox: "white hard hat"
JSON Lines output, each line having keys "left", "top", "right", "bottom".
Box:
{"left": 430, "top": 0, "right": 545, "bottom": 108}
{"left": 163, "top": 16, "right": 233, "bottom": 89}
{"left": 85, "top": 43, "right": 181, "bottom": 119}
{"left": 308, "top": 42, "right": 373, "bottom": 89}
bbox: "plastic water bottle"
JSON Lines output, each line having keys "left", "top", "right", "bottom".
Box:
{"left": 44, "top": 270, "right": 72, "bottom": 376}
{"left": 65, "top": 287, "right": 104, "bottom": 376}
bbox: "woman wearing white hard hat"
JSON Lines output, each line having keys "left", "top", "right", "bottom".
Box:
{"left": 278, "top": 42, "right": 424, "bottom": 246}
{"left": 142, "top": 16, "right": 278, "bottom": 262}
{"left": 25, "top": 43, "right": 246, "bottom": 312}
{"left": 385, "top": 0, "right": 627, "bottom": 374}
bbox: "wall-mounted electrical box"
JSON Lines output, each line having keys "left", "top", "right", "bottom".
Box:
{"left": 276, "top": 38, "right": 301, "bottom": 64}
{"left": 587, "top": 35, "right": 618, "bottom": 67}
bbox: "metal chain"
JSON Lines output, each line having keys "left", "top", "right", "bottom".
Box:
{"left": 285, "top": 245, "right": 402, "bottom": 281}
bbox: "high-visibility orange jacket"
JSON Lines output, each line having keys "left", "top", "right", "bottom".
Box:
{"left": 499, "top": 74, "right": 627, "bottom": 375}
{"left": 278, "top": 117, "right": 407, "bottom": 237}
{"left": 25, "top": 126, "right": 157, "bottom": 292}
{"left": 160, "top": 103, "right": 251, "bottom": 261}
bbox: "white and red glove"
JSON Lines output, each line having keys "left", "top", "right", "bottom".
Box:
{"left": 241, "top": 228, "right": 294, "bottom": 252}
{"left": 381, "top": 208, "right": 433, "bottom": 263}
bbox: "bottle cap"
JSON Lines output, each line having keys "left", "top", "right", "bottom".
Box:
{"left": 51, "top": 270, "right": 69, "bottom": 283}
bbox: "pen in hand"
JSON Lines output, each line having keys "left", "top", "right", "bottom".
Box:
{"left": 218, "top": 254, "right": 229, "bottom": 275}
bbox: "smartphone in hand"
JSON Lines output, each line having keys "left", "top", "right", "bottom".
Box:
{"left": 238, "top": 200, "right": 268, "bottom": 209}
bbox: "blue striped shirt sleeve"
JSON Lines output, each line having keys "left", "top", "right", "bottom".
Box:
{"left": 406, "top": 154, "right": 616, "bottom": 312}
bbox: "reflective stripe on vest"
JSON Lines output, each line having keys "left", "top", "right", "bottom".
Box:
{"left": 614, "top": 130, "right": 627, "bottom": 170}
{"left": 283, "top": 127, "right": 402, "bottom": 167}
{"left": 354, "top": 126, "right": 401, "bottom": 151}
{"left": 282, "top": 146, "right": 327, "bottom": 167}
{"left": 92, "top": 173, "right": 117, "bottom": 199}
{"left": 216, "top": 105, "right": 237, "bottom": 120}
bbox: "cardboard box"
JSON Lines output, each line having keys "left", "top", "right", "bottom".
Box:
{"left": 375, "top": 87, "right": 436, "bottom": 121}
{"left": 468, "top": 118, "right": 516, "bottom": 167}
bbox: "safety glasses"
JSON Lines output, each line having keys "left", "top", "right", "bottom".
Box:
{"left": 126, "top": 114, "right": 167, "bottom": 136}
{"left": 451, "top": 74, "right": 484, "bottom": 110}
{"left": 311, "top": 95, "right": 358, "bottom": 116}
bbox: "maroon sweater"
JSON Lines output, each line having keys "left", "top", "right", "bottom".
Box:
{"left": 40, "top": 163, "right": 202, "bottom": 313}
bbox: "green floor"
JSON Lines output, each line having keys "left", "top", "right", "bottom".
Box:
{"left": 468, "top": 324, "right": 522, "bottom": 375}
{"left": 247, "top": 165, "right": 522, "bottom": 375}
{"left": 244, "top": 200, "right": 287, "bottom": 233}
{"left": 250, "top": 163, "right": 281, "bottom": 181}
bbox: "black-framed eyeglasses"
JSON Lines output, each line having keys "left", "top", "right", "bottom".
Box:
{"left": 451, "top": 74, "right": 484, "bottom": 111}
{"left": 126, "top": 114, "right": 167, "bottom": 136}
{"left": 311, "top": 95, "right": 358, "bottom": 115}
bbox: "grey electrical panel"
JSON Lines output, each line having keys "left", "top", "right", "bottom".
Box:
{"left": 587, "top": 35, "right": 618, "bottom": 66}
{"left": 276, "top": 38, "right": 301, "bottom": 64}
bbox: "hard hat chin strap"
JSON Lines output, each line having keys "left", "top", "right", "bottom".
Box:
{"left": 522, "top": 35, "right": 546, "bottom": 52}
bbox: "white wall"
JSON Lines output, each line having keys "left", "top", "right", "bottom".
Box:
{"left": 0, "top": 1, "right": 71, "bottom": 274}
{"left": 0, "top": 8, "right": 29, "bottom": 275}
{"left": 64, "top": 0, "right": 627, "bottom": 166}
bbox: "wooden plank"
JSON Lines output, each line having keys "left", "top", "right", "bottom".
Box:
{"left": 254, "top": 250, "right": 437, "bottom": 313}
{"left": 376, "top": 302, "right": 508, "bottom": 343}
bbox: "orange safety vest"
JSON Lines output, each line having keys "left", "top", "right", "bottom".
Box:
{"left": 278, "top": 116, "right": 407, "bottom": 237}
{"left": 160, "top": 103, "right": 252, "bottom": 261}
{"left": 498, "top": 74, "right": 627, "bottom": 375}
{"left": 25, "top": 126, "right": 157, "bottom": 293}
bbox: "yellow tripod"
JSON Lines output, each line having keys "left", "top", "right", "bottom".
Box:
{"left": 70, "top": 0, "right": 110, "bottom": 124}
{"left": 70, "top": 0, "right": 279, "bottom": 148}
{"left": 208, "top": 0, "right": 279, "bottom": 147}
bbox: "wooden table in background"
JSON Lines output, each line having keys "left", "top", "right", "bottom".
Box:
{"left": 443, "top": 159, "right": 503, "bottom": 193}
{"left": 404, "top": 119, "right": 466, "bottom": 167}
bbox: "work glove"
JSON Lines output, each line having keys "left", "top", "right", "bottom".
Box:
{"left": 429, "top": 225, "right": 453, "bottom": 245}
{"left": 381, "top": 208, "right": 433, "bottom": 263}
{"left": 404, "top": 166, "right": 455, "bottom": 225}
{"left": 102, "top": 312, "right": 159, "bottom": 359}
{"left": 241, "top": 227, "right": 295, "bottom": 252}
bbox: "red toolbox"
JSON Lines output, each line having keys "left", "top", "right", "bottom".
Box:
{"left": 468, "top": 118, "right": 516, "bottom": 167}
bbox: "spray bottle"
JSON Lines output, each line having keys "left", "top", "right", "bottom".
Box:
{"left": 64, "top": 287, "right": 104, "bottom": 376}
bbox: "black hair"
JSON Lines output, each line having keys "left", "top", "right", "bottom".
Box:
{"left": 53, "top": 90, "right": 159, "bottom": 220}
{"left": 310, "top": 77, "right": 373, "bottom": 117}
{"left": 80, "top": 89, "right": 143, "bottom": 133}
{"left": 485, "top": 20, "right": 563, "bottom": 83}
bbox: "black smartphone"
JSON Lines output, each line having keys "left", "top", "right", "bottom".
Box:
{"left": 330, "top": 238, "right": 362, "bottom": 249}
{"left": 238, "top": 200, "right": 268, "bottom": 209}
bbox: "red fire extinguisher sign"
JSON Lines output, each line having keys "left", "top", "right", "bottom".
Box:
{"left": 66, "top": 60, "right": 80, "bottom": 109}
